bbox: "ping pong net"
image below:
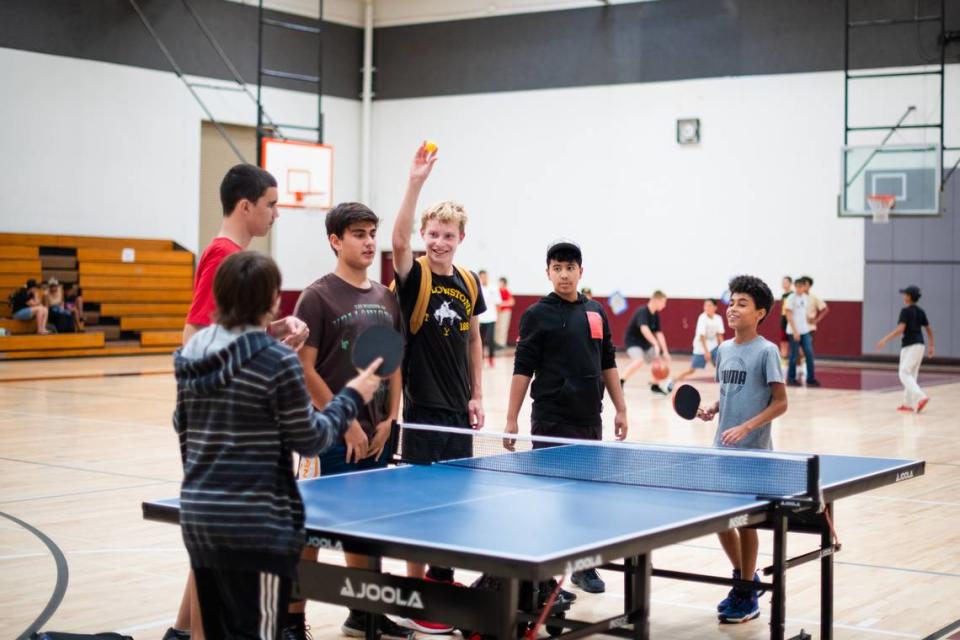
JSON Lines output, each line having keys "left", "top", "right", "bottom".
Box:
{"left": 398, "top": 423, "right": 822, "bottom": 506}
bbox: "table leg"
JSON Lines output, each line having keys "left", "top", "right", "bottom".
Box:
{"left": 496, "top": 577, "right": 519, "bottom": 640}
{"left": 770, "top": 511, "right": 788, "bottom": 640}
{"left": 821, "top": 504, "right": 834, "bottom": 640}
{"left": 625, "top": 554, "right": 651, "bottom": 640}
{"left": 365, "top": 556, "right": 382, "bottom": 640}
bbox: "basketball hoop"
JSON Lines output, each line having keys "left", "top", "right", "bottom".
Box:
{"left": 867, "top": 194, "right": 895, "bottom": 224}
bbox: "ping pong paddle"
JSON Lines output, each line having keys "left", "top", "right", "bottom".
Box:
{"left": 672, "top": 384, "right": 701, "bottom": 420}
{"left": 351, "top": 325, "right": 403, "bottom": 376}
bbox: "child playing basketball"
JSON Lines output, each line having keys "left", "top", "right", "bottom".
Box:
{"left": 175, "top": 251, "right": 382, "bottom": 639}
{"left": 674, "top": 298, "right": 724, "bottom": 384}
{"left": 620, "top": 291, "right": 671, "bottom": 393}
{"left": 876, "top": 285, "right": 934, "bottom": 413}
{"left": 697, "top": 275, "right": 787, "bottom": 624}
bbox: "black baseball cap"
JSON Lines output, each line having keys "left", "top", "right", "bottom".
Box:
{"left": 546, "top": 239, "right": 582, "bottom": 265}
{"left": 25, "top": 279, "right": 38, "bottom": 288}
{"left": 899, "top": 285, "right": 921, "bottom": 300}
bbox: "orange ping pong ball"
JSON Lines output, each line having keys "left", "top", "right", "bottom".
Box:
{"left": 424, "top": 140, "right": 438, "bottom": 153}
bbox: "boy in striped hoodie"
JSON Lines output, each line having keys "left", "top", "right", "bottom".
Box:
{"left": 174, "top": 251, "right": 382, "bottom": 639}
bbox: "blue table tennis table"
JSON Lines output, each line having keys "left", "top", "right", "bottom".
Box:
{"left": 143, "top": 428, "right": 924, "bottom": 640}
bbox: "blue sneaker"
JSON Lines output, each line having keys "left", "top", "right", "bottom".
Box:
{"left": 717, "top": 570, "right": 764, "bottom": 612}
{"left": 718, "top": 591, "right": 760, "bottom": 624}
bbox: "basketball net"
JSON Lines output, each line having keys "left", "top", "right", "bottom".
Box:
{"left": 867, "top": 194, "right": 895, "bottom": 224}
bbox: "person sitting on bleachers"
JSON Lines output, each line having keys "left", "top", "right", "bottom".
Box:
{"left": 45, "top": 277, "right": 76, "bottom": 333}
{"left": 63, "top": 282, "right": 84, "bottom": 329}
{"left": 10, "top": 279, "right": 50, "bottom": 335}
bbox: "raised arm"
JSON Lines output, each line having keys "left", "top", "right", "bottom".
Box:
{"left": 391, "top": 143, "right": 438, "bottom": 281}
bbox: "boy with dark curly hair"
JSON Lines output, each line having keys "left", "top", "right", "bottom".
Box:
{"left": 697, "top": 274, "right": 788, "bottom": 624}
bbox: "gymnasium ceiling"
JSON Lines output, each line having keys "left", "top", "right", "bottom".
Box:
{"left": 226, "top": 0, "right": 651, "bottom": 27}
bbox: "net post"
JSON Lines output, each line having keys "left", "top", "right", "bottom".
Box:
{"left": 807, "top": 454, "right": 821, "bottom": 509}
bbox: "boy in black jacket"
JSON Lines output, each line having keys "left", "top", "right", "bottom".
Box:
{"left": 504, "top": 240, "right": 628, "bottom": 594}
{"left": 174, "top": 251, "right": 383, "bottom": 639}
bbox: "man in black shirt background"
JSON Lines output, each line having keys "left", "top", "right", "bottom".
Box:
{"left": 876, "top": 285, "right": 935, "bottom": 413}
{"left": 620, "top": 290, "right": 671, "bottom": 394}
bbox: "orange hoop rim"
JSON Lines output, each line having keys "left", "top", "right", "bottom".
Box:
{"left": 867, "top": 194, "right": 896, "bottom": 206}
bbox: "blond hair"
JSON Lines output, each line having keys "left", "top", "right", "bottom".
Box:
{"left": 420, "top": 200, "right": 468, "bottom": 234}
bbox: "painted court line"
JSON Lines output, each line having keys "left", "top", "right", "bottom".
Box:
{"left": 601, "top": 590, "right": 922, "bottom": 638}
{"left": 0, "top": 456, "right": 177, "bottom": 483}
{"left": 0, "top": 408, "right": 169, "bottom": 430}
{"left": 0, "top": 481, "right": 174, "bottom": 505}
{"left": 673, "top": 542, "right": 960, "bottom": 579}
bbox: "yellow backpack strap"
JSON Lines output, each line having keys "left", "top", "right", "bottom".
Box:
{"left": 409, "top": 256, "right": 432, "bottom": 335}
{"left": 455, "top": 264, "right": 478, "bottom": 314}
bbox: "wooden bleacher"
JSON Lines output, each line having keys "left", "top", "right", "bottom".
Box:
{"left": 0, "top": 232, "right": 194, "bottom": 360}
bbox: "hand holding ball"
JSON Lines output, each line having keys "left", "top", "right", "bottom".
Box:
{"left": 651, "top": 360, "right": 670, "bottom": 381}
{"left": 424, "top": 140, "right": 438, "bottom": 153}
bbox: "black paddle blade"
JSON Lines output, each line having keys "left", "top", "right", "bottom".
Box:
{"left": 351, "top": 325, "right": 403, "bottom": 376}
{"left": 672, "top": 384, "right": 701, "bottom": 420}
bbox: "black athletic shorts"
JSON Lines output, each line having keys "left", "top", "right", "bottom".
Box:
{"left": 401, "top": 405, "right": 473, "bottom": 463}
{"left": 531, "top": 419, "right": 602, "bottom": 450}
{"left": 193, "top": 566, "right": 291, "bottom": 639}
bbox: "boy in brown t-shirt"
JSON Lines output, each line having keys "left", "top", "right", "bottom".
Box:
{"left": 287, "top": 202, "right": 411, "bottom": 640}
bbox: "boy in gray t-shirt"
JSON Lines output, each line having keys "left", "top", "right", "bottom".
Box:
{"left": 712, "top": 333, "right": 783, "bottom": 450}
{"left": 698, "top": 275, "right": 788, "bottom": 624}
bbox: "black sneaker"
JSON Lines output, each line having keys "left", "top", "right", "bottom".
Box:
{"left": 571, "top": 568, "right": 605, "bottom": 593}
{"left": 806, "top": 379, "right": 821, "bottom": 387}
{"left": 342, "top": 610, "right": 415, "bottom": 639}
{"left": 162, "top": 629, "right": 190, "bottom": 640}
{"left": 650, "top": 383, "right": 667, "bottom": 395}
{"left": 786, "top": 380, "right": 802, "bottom": 387}
{"left": 281, "top": 618, "right": 313, "bottom": 640}
{"left": 559, "top": 587, "right": 577, "bottom": 603}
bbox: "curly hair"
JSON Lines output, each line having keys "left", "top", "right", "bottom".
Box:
{"left": 728, "top": 275, "right": 774, "bottom": 324}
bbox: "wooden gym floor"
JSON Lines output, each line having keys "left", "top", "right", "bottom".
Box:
{"left": 1, "top": 353, "right": 958, "bottom": 639}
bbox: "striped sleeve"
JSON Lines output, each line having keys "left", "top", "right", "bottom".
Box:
{"left": 173, "top": 403, "right": 187, "bottom": 466}
{"left": 275, "top": 351, "right": 360, "bottom": 456}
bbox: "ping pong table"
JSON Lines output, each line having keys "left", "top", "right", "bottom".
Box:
{"left": 143, "top": 425, "right": 924, "bottom": 640}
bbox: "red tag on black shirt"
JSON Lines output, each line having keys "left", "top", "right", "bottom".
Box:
{"left": 586, "top": 311, "right": 603, "bottom": 339}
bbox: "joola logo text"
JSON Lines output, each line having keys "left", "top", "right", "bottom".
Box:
{"left": 609, "top": 615, "right": 629, "bottom": 629}
{"left": 895, "top": 470, "right": 914, "bottom": 481}
{"left": 340, "top": 578, "right": 424, "bottom": 609}
{"left": 305, "top": 536, "right": 343, "bottom": 551}
{"left": 565, "top": 554, "right": 603, "bottom": 574}
{"left": 728, "top": 515, "right": 750, "bottom": 528}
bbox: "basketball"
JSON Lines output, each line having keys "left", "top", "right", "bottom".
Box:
{"left": 651, "top": 360, "right": 670, "bottom": 381}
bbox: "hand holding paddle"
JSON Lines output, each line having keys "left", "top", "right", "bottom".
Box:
{"left": 672, "top": 384, "right": 701, "bottom": 420}
{"left": 351, "top": 325, "right": 403, "bottom": 376}
{"left": 345, "top": 359, "right": 384, "bottom": 405}
{"left": 673, "top": 384, "right": 721, "bottom": 422}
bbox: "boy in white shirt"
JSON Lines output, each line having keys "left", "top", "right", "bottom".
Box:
{"left": 785, "top": 277, "right": 820, "bottom": 386}
{"left": 675, "top": 298, "right": 725, "bottom": 384}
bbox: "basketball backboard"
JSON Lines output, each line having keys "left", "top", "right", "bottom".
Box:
{"left": 839, "top": 143, "right": 941, "bottom": 217}
{"left": 261, "top": 137, "right": 334, "bottom": 209}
